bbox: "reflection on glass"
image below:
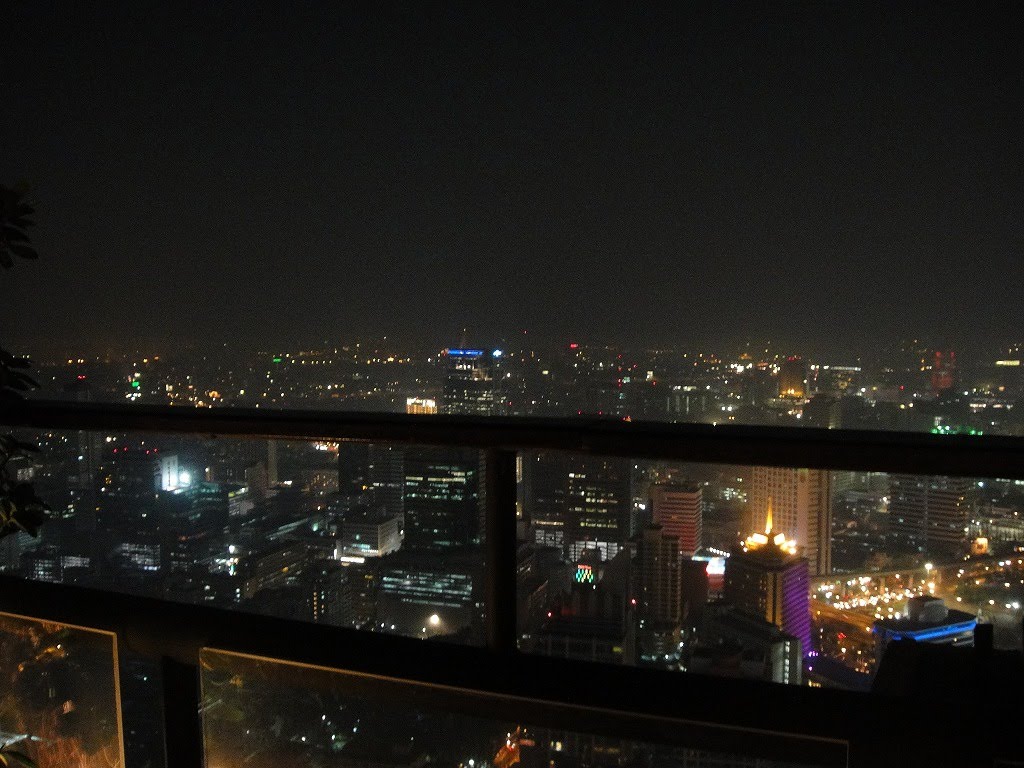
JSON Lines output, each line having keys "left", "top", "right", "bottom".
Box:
{"left": 0, "top": 612, "right": 123, "bottom": 768}
{"left": 200, "top": 648, "right": 832, "bottom": 768}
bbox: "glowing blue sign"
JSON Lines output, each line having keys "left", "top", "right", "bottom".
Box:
{"left": 445, "top": 349, "right": 484, "bottom": 358}
{"left": 888, "top": 620, "right": 977, "bottom": 643}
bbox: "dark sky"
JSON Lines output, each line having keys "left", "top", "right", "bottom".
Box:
{"left": 2, "top": 2, "right": 1021, "bottom": 356}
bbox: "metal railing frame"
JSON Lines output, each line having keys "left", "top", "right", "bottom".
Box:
{"left": 3, "top": 399, "right": 1023, "bottom": 768}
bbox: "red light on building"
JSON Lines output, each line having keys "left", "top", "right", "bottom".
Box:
{"left": 931, "top": 350, "right": 956, "bottom": 395}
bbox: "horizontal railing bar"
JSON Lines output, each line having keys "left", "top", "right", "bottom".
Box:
{"left": 4, "top": 399, "right": 1024, "bottom": 477}
{"left": 0, "top": 577, "right": 860, "bottom": 763}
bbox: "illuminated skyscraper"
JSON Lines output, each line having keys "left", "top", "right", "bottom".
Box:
{"left": 650, "top": 482, "right": 702, "bottom": 556}
{"left": 778, "top": 356, "right": 807, "bottom": 399}
{"left": 564, "top": 457, "right": 632, "bottom": 561}
{"left": 725, "top": 512, "right": 811, "bottom": 657}
{"left": 441, "top": 348, "right": 505, "bottom": 416}
{"left": 889, "top": 474, "right": 971, "bottom": 557}
{"left": 750, "top": 467, "right": 831, "bottom": 576}
{"left": 403, "top": 447, "right": 481, "bottom": 550}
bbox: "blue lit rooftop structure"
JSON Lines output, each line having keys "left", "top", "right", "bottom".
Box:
{"left": 444, "top": 348, "right": 485, "bottom": 358}
{"left": 872, "top": 597, "right": 977, "bottom": 661}
{"left": 874, "top": 617, "right": 978, "bottom": 644}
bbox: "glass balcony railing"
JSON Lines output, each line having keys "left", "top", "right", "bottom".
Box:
{"left": 1, "top": 399, "right": 1022, "bottom": 767}
{"left": 0, "top": 611, "right": 123, "bottom": 768}
{"left": 199, "top": 648, "right": 841, "bottom": 768}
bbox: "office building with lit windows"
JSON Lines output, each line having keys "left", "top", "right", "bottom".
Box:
{"left": 889, "top": 474, "right": 972, "bottom": 557}
{"left": 724, "top": 515, "right": 811, "bottom": 658}
{"left": 650, "top": 482, "right": 702, "bottom": 556}
{"left": 403, "top": 447, "right": 481, "bottom": 550}
{"left": 441, "top": 348, "right": 505, "bottom": 416}
{"left": 750, "top": 467, "right": 831, "bottom": 576}
{"left": 564, "top": 457, "right": 632, "bottom": 561}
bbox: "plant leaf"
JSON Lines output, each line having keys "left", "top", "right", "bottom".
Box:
{"left": 1, "top": 225, "right": 30, "bottom": 243}
{"left": 8, "top": 244, "right": 37, "bottom": 260}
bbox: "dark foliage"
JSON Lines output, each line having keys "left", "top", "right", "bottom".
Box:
{"left": 0, "top": 183, "right": 47, "bottom": 541}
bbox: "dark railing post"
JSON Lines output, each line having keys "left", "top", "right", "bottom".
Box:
{"left": 484, "top": 448, "right": 519, "bottom": 654}
{"left": 161, "top": 657, "right": 204, "bottom": 768}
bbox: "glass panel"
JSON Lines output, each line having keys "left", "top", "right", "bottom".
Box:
{"left": 6, "top": 428, "right": 485, "bottom": 645}
{"left": 0, "top": 611, "right": 124, "bottom": 768}
{"left": 519, "top": 452, "right": 1010, "bottom": 689}
{"left": 200, "top": 648, "right": 841, "bottom": 768}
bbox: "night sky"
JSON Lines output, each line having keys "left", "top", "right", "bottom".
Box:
{"left": 2, "top": 3, "right": 1021, "bottom": 356}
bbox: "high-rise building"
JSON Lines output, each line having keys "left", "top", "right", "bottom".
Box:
{"left": 564, "top": 457, "right": 632, "bottom": 561}
{"left": 638, "top": 524, "right": 683, "bottom": 626}
{"left": 750, "top": 467, "right": 831, "bottom": 576}
{"left": 889, "top": 474, "right": 971, "bottom": 557}
{"left": 724, "top": 513, "right": 811, "bottom": 657}
{"left": 535, "top": 549, "right": 635, "bottom": 665}
{"left": 697, "top": 603, "right": 802, "bottom": 685}
{"left": 930, "top": 350, "right": 956, "bottom": 396}
{"left": 337, "top": 441, "right": 371, "bottom": 501}
{"left": 524, "top": 452, "right": 568, "bottom": 548}
{"left": 338, "top": 442, "right": 405, "bottom": 522}
{"left": 403, "top": 447, "right": 481, "bottom": 550}
{"left": 637, "top": 524, "right": 683, "bottom": 664}
{"left": 778, "top": 356, "right": 807, "bottom": 399}
{"left": 97, "top": 447, "right": 160, "bottom": 530}
{"left": 650, "top": 482, "right": 702, "bottom": 556}
{"left": 441, "top": 348, "right": 505, "bottom": 415}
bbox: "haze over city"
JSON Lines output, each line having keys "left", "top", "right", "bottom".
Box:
{"left": 3, "top": 3, "right": 1022, "bottom": 356}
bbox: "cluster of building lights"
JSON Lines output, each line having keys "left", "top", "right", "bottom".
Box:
{"left": 741, "top": 502, "right": 798, "bottom": 555}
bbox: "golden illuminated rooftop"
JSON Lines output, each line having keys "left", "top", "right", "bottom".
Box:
{"left": 741, "top": 499, "right": 798, "bottom": 556}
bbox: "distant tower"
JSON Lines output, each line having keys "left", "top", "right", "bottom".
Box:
{"left": 931, "top": 350, "right": 956, "bottom": 396}
{"left": 725, "top": 509, "right": 811, "bottom": 657}
{"left": 778, "top": 356, "right": 807, "bottom": 399}
{"left": 750, "top": 467, "right": 831, "bottom": 576}
{"left": 440, "top": 348, "right": 505, "bottom": 416}
{"left": 650, "top": 482, "right": 702, "bottom": 557}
